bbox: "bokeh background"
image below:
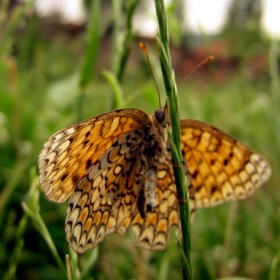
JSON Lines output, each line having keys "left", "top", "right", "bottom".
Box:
{"left": 0, "top": 0, "right": 279, "bottom": 279}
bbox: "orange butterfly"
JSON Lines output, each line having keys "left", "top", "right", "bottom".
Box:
{"left": 38, "top": 104, "right": 271, "bottom": 253}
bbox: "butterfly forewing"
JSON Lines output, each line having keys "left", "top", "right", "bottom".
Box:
{"left": 38, "top": 109, "right": 151, "bottom": 203}
{"left": 180, "top": 119, "right": 271, "bottom": 208}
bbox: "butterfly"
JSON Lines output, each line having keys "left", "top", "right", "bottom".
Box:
{"left": 38, "top": 103, "right": 271, "bottom": 253}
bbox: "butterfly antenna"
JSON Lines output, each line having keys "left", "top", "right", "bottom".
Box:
{"left": 139, "top": 42, "right": 162, "bottom": 107}
{"left": 185, "top": 56, "right": 215, "bottom": 80}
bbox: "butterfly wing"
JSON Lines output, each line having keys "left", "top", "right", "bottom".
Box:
{"left": 180, "top": 119, "right": 271, "bottom": 208}
{"left": 38, "top": 109, "right": 151, "bottom": 203}
{"left": 65, "top": 135, "right": 144, "bottom": 252}
{"left": 65, "top": 132, "right": 179, "bottom": 252}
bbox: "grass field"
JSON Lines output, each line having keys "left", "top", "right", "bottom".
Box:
{"left": 0, "top": 2, "right": 279, "bottom": 280}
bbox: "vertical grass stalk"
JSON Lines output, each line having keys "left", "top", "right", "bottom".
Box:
{"left": 3, "top": 214, "right": 27, "bottom": 280}
{"left": 268, "top": 38, "right": 280, "bottom": 280}
{"left": 153, "top": 0, "right": 193, "bottom": 279}
{"left": 78, "top": 0, "right": 101, "bottom": 121}
{"left": 22, "top": 170, "right": 67, "bottom": 278}
{"left": 109, "top": 0, "right": 139, "bottom": 109}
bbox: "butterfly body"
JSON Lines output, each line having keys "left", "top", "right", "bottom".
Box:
{"left": 38, "top": 105, "right": 271, "bottom": 253}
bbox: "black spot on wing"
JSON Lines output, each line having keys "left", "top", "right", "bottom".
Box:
{"left": 86, "top": 159, "right": 92, "bottom": 169}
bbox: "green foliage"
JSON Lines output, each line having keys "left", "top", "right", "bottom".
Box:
{"left": 0, "top": 1, "right": 279, "bottom": 280}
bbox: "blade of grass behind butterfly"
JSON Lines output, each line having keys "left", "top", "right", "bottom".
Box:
{"left": 103, "top": 70, "right": 125, "bottom": 109}
{"left": 78, "top": 0, "right": 101, "bottom": 122}
{"left": 268, "top": 38, "right": 280, "bottom": 280}
{"left": 73, "top": 3, "right": 102, "bottom": 275}
{"left": 109, "top": 0, "right": 139, "bottom": 110}
{"left": 153, "top": 0, "right": 193, "bottom": 279}
{"left": 0, "top": 0, "right": 35, "bottom": 56}
{"left": 22, "top": 169, "right": 68, "bottom": 279}
{"left": 3, "top": 203, "right": 27, "bottom": 280}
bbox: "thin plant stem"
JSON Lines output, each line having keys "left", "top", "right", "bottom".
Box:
{"left": 103, "top": 70, "right": 125, "bottom": 108}
{"left": 68, "top": 248, "right": 81, "bottom": 280}
{"left": 219, "top": 202, "right": 238, "bottom": 276}
{"left": 110, "top": 0, "right": 139, "bottom": 109}
{"left": 268, "top": 207, "right": 280, "bottom": 280}
{"left": 78, "top": 0, "right": 101, "bottom": 122}
{"left": 268, "top": 39, "right": 280, "bottom": 150}
{"left": 268, "top": 38, "right": 280, "bottom": 280}
{"left": 0, "top": 0, "right": 35, "bottom": 56}
{"left": 22, "top": 170, "right": 67, "bottom": 278}
{"left": 0, "top": 160, "right": 26, "bottom": 225}
{"left": 3, "top": 214, "right": 27, "bottom": 280}
{"left": 116, "top": 0, "right": 139, "bottom": 82}
{"left": 153, "top": 0, "right": 193, "bottom": 279}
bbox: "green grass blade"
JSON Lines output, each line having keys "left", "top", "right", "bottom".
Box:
{"left": 103, "top": 70, "right": 125, "bottom": 108}
{"left": 22, "top": 170, "right": 67, "bottom": 278}
{"left": 109, "top": 0, "right": 138, "bottom": 109}
{"left": 79, "top": 0, "right": 100, "bottom": 89}
{"left": 78, "top": 0, "right": 101, "bottom": 121}
{"left": 154, "top": 0, "right": 193, "bottom": 279}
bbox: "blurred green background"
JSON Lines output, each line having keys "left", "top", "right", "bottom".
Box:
{"left": 0, "top": 0, "right": 279, "bottom": 279}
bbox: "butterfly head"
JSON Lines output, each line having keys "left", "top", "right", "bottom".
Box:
{"left": 154, "top": 108, "right": 165, "bottom": 123}
{"left": 154, "top": 102, "right": 169, "bottom": 126}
